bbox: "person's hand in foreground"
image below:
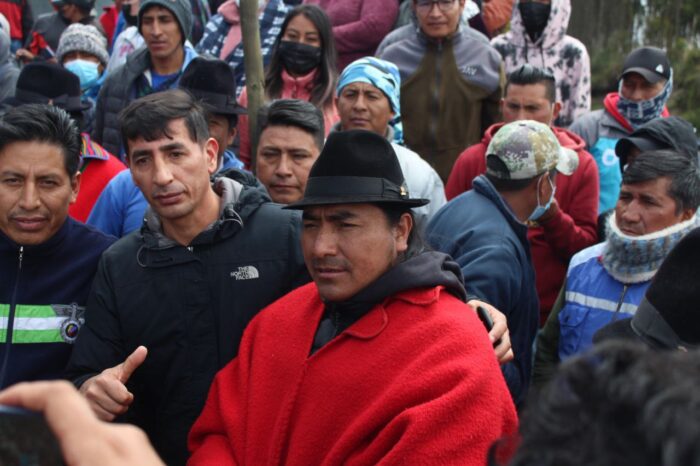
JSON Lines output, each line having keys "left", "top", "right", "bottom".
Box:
{"left": 468, "top": 299, "right": 514, "bottom": 364}
{"left": 0, "top": 380, "right": 164, "bottom": 466}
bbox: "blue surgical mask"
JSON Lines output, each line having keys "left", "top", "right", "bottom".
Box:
{"left": 528, "top": 174, "right": 556, "bottom": 222}
{"left": 65, "top": 59, "right": 101, "bottom": 91}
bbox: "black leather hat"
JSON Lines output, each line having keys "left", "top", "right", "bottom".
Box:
{"left": 3, "top": 62, "right": 91, "bottom": 112}
{"left": 616, "top": 116, "right": 698, "bottom": 170}
{"left": 179, "top": 57, "right": 244, "bottom": 116}
{"left": 285, "top": 130, "right": 429, "bottom": 209}
{"left": 594, "top": 227, "right": 700, "bottom": 351}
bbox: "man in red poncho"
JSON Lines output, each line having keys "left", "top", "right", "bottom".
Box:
{"left": 188, "top": 129, "right": 518, "bottom": 466}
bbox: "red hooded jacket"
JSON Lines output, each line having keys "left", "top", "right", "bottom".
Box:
{"left": 445, "top": 123, "right": 599, "bottom": 324}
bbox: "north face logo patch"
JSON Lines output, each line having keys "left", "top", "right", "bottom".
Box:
{"left": 230, "top": 266, "right": 260, "bottom": 280}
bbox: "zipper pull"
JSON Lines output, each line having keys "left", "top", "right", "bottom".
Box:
{"left": 18, "top": 246, "right": 23, "bottom": 270}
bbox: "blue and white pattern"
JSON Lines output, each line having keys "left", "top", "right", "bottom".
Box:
{"left": 196, "top": 0, "right": 289, "bottom": 98}
{"left": 617, "top": 71, "right": 674, "bottom": 130}
{"left": 336, "top": 57, "right": 405, "bottom": 145}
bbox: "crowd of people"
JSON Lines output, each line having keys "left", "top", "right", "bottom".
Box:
{"left": 0, "top": 0, "right": 699, "bottom": 465}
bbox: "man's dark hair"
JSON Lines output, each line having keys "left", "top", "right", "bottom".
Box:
{"left": 257, "top": 99, "right": 325, "bottom": 150}
{"left": 623, "top": 150, "right": 700, "bottom": 214}
{"left": 381, "top": 205, "right": 426, "bottom": 260}
{"left": 505, "top": 65, "right": 557, "bottom": 103}
{"left": 491, "top": 341, "right": 700, "bottom": 466}
{"left": 0, "top": 104, "right": 81, "bottom": 175}
{"left": 119, "top": 89, "right": 209, "bottom": 157}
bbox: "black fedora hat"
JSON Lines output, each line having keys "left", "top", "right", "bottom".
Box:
{"left": 594, "top": 227, "right": 700, "bottom": 351}
{"left": 285, "top": 130, "right": 429, "bottom": 209}
{"left": 179, "top": 57, "right": 244, "bottom": 116}
{"left": 3, "top": 62, "right": 91, "bottom": 112}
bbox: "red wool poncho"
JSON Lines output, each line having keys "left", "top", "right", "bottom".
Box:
{"left": 188, "top": 283, "right": 518, "bottom": 466}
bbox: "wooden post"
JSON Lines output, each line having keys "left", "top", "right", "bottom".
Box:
{"left": 239, "top": 0, "right": 265, "bottom": 174}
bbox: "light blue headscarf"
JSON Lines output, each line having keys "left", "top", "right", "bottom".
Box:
{"left": 336, "top": 57, "right": 404, "bottom": 145}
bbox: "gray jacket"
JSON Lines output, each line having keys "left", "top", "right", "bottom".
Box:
{"left": 0, "top": 30, "right": 19, "bottom": 102}
{"left": 92, "top": 47, "right": 152, "bottom": 155}
{"left": 569, "top": 105, "right": 630, "bottom": 213}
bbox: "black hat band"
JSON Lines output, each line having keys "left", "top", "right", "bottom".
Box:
{"left": 14, "top": 89, "right": 83, "bottom": 110}
{"left": 304, "top": 176, "right": 409, "bottom": 201}
{"left": 189, "top": 89, "right": 239, "bottom": 109}
{"left": 631, "top": 298, "right": 698, "bottom": 351}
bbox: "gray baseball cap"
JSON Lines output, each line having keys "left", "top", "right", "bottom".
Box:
{"left": 485, "top": 120, "right": 579, "bottom": 180}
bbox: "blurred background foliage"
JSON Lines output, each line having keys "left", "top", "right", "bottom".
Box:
{"left": 569, "top": 0, "right": 700, "bottom": 126}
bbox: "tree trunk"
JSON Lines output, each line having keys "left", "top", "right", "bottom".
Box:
{"left": 240, "top": 0, "right": 265, "bottom": 174}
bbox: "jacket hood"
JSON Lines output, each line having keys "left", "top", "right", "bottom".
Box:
{"left": 328, "top": 250, "right": 467, "bottom": 311}
{"left": 216, "top": 167, "right": 272, "bottom": 219}
{"left": 509, "top": 0, "right": 571, "bottom": 48}
{"left": 385, "top": 250, "right": 467, "bottom": 302}
{"left": 482, "top": 122, "right": 586, "bottom": 152}
{"left": 141, "top": 172, "right": 269, "bottom": 251}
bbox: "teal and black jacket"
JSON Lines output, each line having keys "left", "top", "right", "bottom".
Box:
{"left": 0, "top": 218, "right": 115, "bottom": 388}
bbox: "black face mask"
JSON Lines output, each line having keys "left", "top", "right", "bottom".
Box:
{"left": 123, "top": 3, "right": 138, "bottom": 27}
{"left": 278, "top": 40, "right": 322, "bottom": 76}
{"left": 518, "top": 2, "right": 551, "bottom": 43}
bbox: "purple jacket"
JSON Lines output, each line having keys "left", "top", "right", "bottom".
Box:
{"left": 303, "top": 0, "right": 398, "bottom": 71}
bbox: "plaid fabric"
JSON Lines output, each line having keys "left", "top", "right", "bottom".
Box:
{"left": 196, "top": 0, "right": 288, "bottom": 98}
{"left": 190, "top": 0, "right": 212, "bottom": 45}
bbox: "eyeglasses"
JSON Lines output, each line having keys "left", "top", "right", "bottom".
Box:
{"left": 415, "top": 0, "right": 458, "bottom": 14}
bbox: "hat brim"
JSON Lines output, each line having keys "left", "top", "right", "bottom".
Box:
{"left": 615, "top": 137, "right": 665, "bottom": 166}
{"left": 555, "top": 147, "right": 579, "bottom": 176}
{"left": 195, "top": 96, "right": 246, "bottom": 116}
{"left": 1, "top": 95, "right": 91, "bottom": 112}
{"left": 283, "top": 196, "right": 430, "bottom": 210}
{"left": 621, "top": 67, "right": 666, "bottom": 84}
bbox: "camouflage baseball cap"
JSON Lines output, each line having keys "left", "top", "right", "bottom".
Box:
{"left": 485, "top": 120, "right": 579, "bottom": 180}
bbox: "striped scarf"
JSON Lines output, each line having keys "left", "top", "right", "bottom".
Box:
{"left": 602, "top": 213, "right": 698, "bottom": 284}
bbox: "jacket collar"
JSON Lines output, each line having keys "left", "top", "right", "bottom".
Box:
{"left": 0, "top": 217, "right": 73, "bottom": 259}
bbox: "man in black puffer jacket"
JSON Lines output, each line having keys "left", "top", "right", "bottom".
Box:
{"left": 66, "top": 90, "right": 309, "bottom": 466}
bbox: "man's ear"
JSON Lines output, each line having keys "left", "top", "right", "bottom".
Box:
{"left": 69, "top": 172, "right": 81, "bottom": 204}
{"left": 681, "top": 208, "right": 697, "bottom": 222}
{"left": 227, "top": 126, "right": 237, "bottom": 147}
{"left": 394, "top": 212, "right": 413, "bottom": 254}
{"left": 551, "top": 102, "right": 562, "bottom": 123}
{"left": 205, "top": 137, "right": 219, "bottom": 175}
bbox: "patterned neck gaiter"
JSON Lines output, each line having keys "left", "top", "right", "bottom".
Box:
{"left": 602, "top": 211, "right": 696, "bottom": 284}
{"left": 617, "top": 71, "right": 673, "bottom": 130}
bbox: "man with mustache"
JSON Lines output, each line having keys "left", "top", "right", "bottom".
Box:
{"left": 0, "top": 104, "right": 115, "bottom": 389}
{"left": 188, "top": 129, "right": 517, "bottom": 465}
{"left": 534, "top": 149, "right": 700, "bottom": 386}
{"left": 66, "top": 89, "right": 308, "bottom": 466}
